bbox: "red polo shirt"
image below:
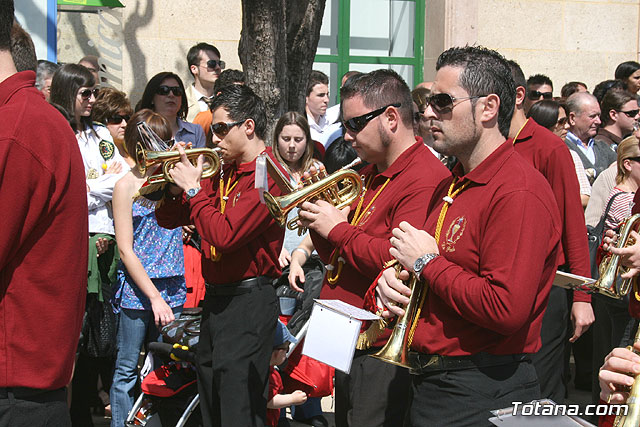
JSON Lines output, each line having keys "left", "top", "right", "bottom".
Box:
{"left": 155, "top": 147, "right": 286, "bottom": 284}
{"left": 412, "top": 141, "right": 562, "bottom": 356}
{"left": 312, "top": 141, "right": 450, "bottom": 343}
{"left": 512, "top": 118, "right": 591, "bottom": 302}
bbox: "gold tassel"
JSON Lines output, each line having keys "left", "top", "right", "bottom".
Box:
{"left": 356, "top": 318, "right": 388, "bottom": 350}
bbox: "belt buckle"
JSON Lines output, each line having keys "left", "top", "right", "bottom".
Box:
{"left": 424, "top": 355, "right": 440, "bottom": 368}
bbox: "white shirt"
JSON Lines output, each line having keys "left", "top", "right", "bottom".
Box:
{"left": 77, "top": 124, "right": 129, "bottom": 235}
{"left": 308, "top": 104, "right": 342, "bottom": 148}
{"left": 186, "top": 84, "right": 211, "bottom": 122}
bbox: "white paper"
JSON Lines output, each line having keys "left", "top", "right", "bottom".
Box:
{"left": 314, "top": 299, "right": 381, "bottom": 321}
{"left": 553, "top": 270, "right": 596, "bottom": 291}
{"left": 302, "top": 302, "right": 363, "bottom": 374}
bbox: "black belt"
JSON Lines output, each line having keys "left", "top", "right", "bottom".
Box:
{"left": 205, "top": 276, "right": 274, "bottom": 296}
{"left": 0, "top": 387, "right": 67, "bottom": 402}
{"left": 409, "top": 352, "right": 529, "bottom": 375}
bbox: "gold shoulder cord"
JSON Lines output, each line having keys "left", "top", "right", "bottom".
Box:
{"left": 210, "top": 172, "right": 240, "bottom": 262}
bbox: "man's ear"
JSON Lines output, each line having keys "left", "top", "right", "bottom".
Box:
{"left": 190, "top": 64, "right": 198, "bottom": 78}
{"left": 479, "top": 93, "right": 500, "bottom": 123}
{"left": 568, "top": 111, "right": 577, "bottom": 127}
{"left": 515, "top": 86, "right": 526, "bottom": 108}
{"left": 244, "top": 118, "right": 256, "bottom": 137}
{"left": 609, "top": 109, "right": 618, "bottom": 124}
{"left": 385, "top": 105, "right": 401, "bottom": 131}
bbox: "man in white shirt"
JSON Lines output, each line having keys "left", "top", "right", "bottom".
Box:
{"left": 186, "top": 43, "right": 224, "bottom": 122}
{"left": 305, "top": 70, "right": 341, "bottom": 148}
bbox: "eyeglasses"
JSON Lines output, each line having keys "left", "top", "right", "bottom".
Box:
{"left": 626, "top": 156, "right": 640, "bottom": 163}
{"left": 343, "top": 103, "right": 401, "bottom": 133}
{"left": 201, "top": 59, "right": 226, "bottom": 71}
{"left": 556, "top": 117, "right": 568, "bottom": 126}
{"left": 107, "top": 114, "right": 130, "bottom": 125}
{"left": 617, "top": 109, "right": 640, "bottom": 118}
{"left": 423, "top": 93, "right": 488, "bottom": 114}
{"left": 528, "top": 90, "right": 553, "bottom": 100}
{"left": 156, "top": 85, "right": 183, "bottom": 96}
{"left": 78, "top": 88, "right": 100, "bottom": 100}
{"left": 211, "top": 120, "right": 246, "bottom": 138}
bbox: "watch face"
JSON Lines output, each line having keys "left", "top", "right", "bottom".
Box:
{"left": 414, "top": 257, "right": 425, "bottom": 272}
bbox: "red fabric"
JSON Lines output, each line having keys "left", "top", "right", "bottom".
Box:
{"left": 282, "top": 339, "right": 334, "bottom": 398}
{"left": 313, "top": 140, "right": 325, "bottom": 160}
{"left": 140, "top": 363, "right": 196, "bottom": 397}
{"left": 597, "top": 398, "right": 615, "bottom": 427}
{"left": 156, "top": 147, "right": 286, "bottom": 284}
{"left": 267, "top": 367, "right": 283, "bottom": 427}
{"left": 312, "top": 141, "right": 449, "bottom": 346}
{"left": 512, "top": 118, "right": 591, "bottom": 302}
{"left": 0, "top": 71, "right": 88, "bottom": 389}
{"left": 412, "top": 141, "right": 562, "bottom": 355}
{"left": 628, "top": 192, "right": 640, "bottom": 318}
{"left": 182, "top": 244, "right": 205, "bottom": 308}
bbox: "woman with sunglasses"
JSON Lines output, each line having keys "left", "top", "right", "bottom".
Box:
{"left": 615, "top": 61, "right": 640, "bottom": 95}
{"left": 92, "top": 87, "right": 133, "bottom": 159}
{"left": 110, "top": 109, "right": 187, "bottom": 427}
{"left": 136, "top": 71, "right": 205, "bottom": 148}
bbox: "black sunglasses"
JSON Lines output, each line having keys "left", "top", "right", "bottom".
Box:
{"left": 528, "top": 90, "right": 553, "bottom": 100}
{"left": 343, "top": 103, "right": 401, "bottom": 133}
{"left": 79, "top": 88, "right": 100, "bottom": 99}
{"left": 107, "top": 114, "right": 130, "bottom": 125}
{"left": 556, "top": 117, "right": 568, "bottom": 126}
{"left": 156, "top": 85, "right": 183, "bottom": 96}
{"left": 203, "top": 59, "right": 226, "bottom": 70}
{"left": 617, "top": 109, "right": 640, "bottom": 118}
{"left": 211, "top": 120, "right": 246, "bottom": 138}
{"left": 627, "top": 156, "right": 640, "bottom": 163}
{"left": 424, "top": 93, "right": 488, "bottom": 114}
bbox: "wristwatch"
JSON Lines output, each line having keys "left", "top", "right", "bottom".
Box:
{"left": 185, "top": 187, "right": 201, "bottom": 201}
{"left": 413, "top": 253, "right": 438, "bottom": 276}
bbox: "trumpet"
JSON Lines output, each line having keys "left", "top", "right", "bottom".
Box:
{"left": 263, "top": 158, "right": 363, "bottom": 232}
{"left": 134, "top": 142, "right": 221, "bottom": 185}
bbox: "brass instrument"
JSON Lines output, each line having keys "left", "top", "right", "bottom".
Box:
{"left": 134, "top": 142, "right": 221, "bottom": 185}
{"left": 263, "top": 158, "right": 363, "bottom": 231}
{"left": 613, "top": 326, "right": 640, "bottom": 426}
{"left": 369, "top": 263, "right": 426, "bottom": 369}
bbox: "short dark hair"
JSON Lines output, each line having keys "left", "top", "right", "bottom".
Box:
{"left": 213, "top": 69, "right": 244, "bottom": 95}
{"left": 136, "top": 71, "right": 188, "bottom": 120}
{"left": 36, "top": 60, "right": 60, "bottom": 89}
{"left": 306, "top": 70, "right": 329, "bottom": 96}
{"left": 506, "top": 60, "right": 526, "bottom": 90}
{"left": 49, "top": 63, "right": 96, "bottom": 132}
{"left": 92, "top": 87, "right": 133, "bottom": 126}
{"left": 527, "top": 74, "right": 553, "bottom": 90}
{"left": 123, "top": 109, "right": 172, "bottom": 158}
{"left": 211, "top": 84, "right": 267, "bottom": 140}
{"left": 526, "top": 100, "right": 561, "bottom": 130}
{"left": 10, "top": 22, "right": 36, "bottom": 72}
{"left": 600, "top": 88, "right": 636, "bottom": 125}
{"left": 615, "top": 61, "right": 640, "bottom": 81}
{"left": 324, "top": 137, "right": 362, "bottom": 174}
{"left": 340, "top": 69, "right": 414, "bottom": 129}
{"left": 560, "top": 81, "right": 587, "bottom": 99}
{"left": 0, "top": 0, "right": 13, "bottom": 51}
{"left": 187, "top": 42, "right": 221, "bottom": 77}
{"left": 436, "top": 46, "right": 516, "bottom": 138}
{"left": 593, "top": 79, "right": 626, "bottom": 104}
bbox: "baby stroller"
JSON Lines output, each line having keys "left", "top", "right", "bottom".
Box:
{"left": 125, "top": 308, "right": 202, "bottom": 427}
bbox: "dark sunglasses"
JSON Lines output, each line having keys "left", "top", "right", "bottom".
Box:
{"left": 626, "top": 156, "right": 640, "bottom": 163}
{"left": 107, "top": 114, "right": 130, "bottom": 125}
{"left": 617, "top": 109, "right": 640, "bottom": 118}
{"left": 556, "top": 117, "right": 568, "bottom": 126}
{"left": 79, "top": 88, "right": 100, "bottom": 99}
{"left": 211, "top": 120, "right": 245, "bottom": 137}
{"left": 424, "top": 93, "right": 488, "bottom": 114}
{"left": 528, "top": 90, "right": 553, "bottom": 100}
{"left": 343, "top": 103, "right": 401, "bottom": 133}
{"left": 156, "top": 85, "right": 183, "bottom": 96}
{"left": 204, "top": 59, "right": 226, "bottom": 70}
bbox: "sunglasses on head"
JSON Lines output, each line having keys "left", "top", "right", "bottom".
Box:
{"left": 618, "top": 109, "right": 640, "bottom": 118}
{"left": 156, "top": 85, "right": 183, "bottom": 96}
{"left": 343, "top": 103, "right": 401, "bottom": 133}
{"left": 79, "top": 88, "right": 100, "bottom": 99}
{"left": 424, "top": 93, "right": 487, "bottom": 114}
{"left": 204, "top": 59, "right": 226, "bottom": 70}
{"left": 210, "top": 120, "right": 246, "bottom": 138}
{"left": 528, "top": 90, "right": 553, "bottom": 100}
{"left": 107, "top": 114, "right": 130, "bottom": 125}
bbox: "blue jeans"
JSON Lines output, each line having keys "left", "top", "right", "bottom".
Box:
{"left": 110, "top": 307, "right": 181, "bottom": 427}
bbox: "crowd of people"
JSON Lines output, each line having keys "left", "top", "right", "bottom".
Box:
{"left": 7, "top": 0, "right": 640, "bottom": 426}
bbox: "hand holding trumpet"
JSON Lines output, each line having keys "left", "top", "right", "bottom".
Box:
{"left": 603, "top": 228, "right": 640, "bottom": 280}
{"left": 167, "top": 143, "right": 204, "bottom": 193}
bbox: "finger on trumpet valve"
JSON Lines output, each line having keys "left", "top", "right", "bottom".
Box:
{"left": 302, "top": 171, "right": 313, "bottom": 186}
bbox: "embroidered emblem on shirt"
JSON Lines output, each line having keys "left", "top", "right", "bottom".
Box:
{"left": 443, "top": 216, "right": 466, "bottom": 253}
{"left": 86, "top": 168, "right": 99, "bottom": 179}
{"left": 233, "top": 191, "right": 241, "bottom": 207}
{"left": 99, "top": 139, "right": 115, "bottom": 161}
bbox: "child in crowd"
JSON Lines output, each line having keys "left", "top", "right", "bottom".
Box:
{"left": 268, "top": 320, "right": 308, "bottom": 427}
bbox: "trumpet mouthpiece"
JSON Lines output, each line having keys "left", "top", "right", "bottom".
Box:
{"left": 342, "top": 157, "right": 362, "bottom": 170}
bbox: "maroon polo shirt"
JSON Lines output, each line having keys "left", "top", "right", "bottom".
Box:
{"left": 512, "top": 118, "right": 591, "bottom": 302}
{"left": 412, "top": 141, "right": 562, "bottom": 356}
{"left": 312, "top": 140, "right": 450, "bottom": 344}
{"left": 156, "top": 147, "right": 286, "bottom": 284}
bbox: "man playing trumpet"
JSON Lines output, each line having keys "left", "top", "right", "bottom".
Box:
{"left": 375, "top": 46, "right": 562, "bottom": 426}
{"left": 297, "top": 69, "right": 449, "bottom": 426}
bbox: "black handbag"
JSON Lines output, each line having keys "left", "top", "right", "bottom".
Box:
{"left": 78, "top": 293, "right": 117, "bottom": 358}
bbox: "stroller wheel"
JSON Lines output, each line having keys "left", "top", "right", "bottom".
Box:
{"left": 125, "top": 394, "right": 156, "bottom": 426}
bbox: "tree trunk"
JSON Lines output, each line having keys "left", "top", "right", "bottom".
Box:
{"left": 239, "top": 0, "right": 326, "bottom": 141}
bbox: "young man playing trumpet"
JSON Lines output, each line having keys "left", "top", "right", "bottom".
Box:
{"left": 298, "top": 69, "right": 449, "bottom": 426}
{"left": 155, "top": 85, "right": 286, "bottom": 427}
{"left": 376, "top": 46, "right": 562, "bottom": 426}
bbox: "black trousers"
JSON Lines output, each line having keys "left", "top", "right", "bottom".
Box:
{"left": 407, "top": 358, "right": 539, "bottom": 427}
{"left": 196, "top": 283, "right": 277, "bottom": 427}
{"left": 531, "top": 286, "right": 568, "bottom": 403}
{"left": 334, "top": 348, "right": 411, "bottom": 427}
{"left": 0, "top": 388, "right": 70, "bottom": 427}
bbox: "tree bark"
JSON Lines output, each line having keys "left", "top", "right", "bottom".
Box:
{"left": 239, "top": 0, "right": 326, "bottom": 140}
